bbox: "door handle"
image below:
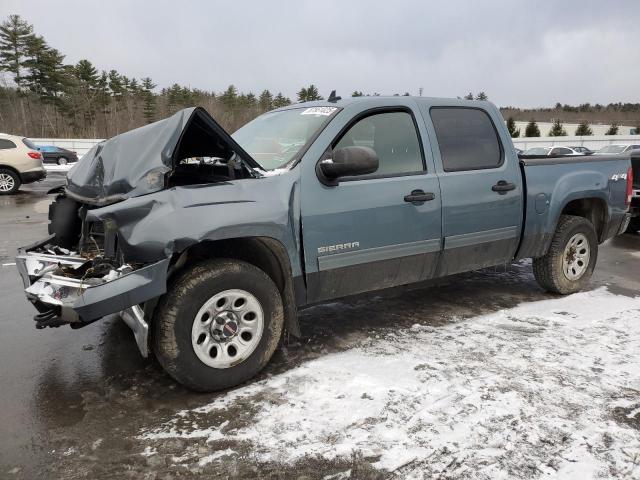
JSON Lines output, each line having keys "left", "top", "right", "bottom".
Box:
{"left": 492, "top": 180, "right": 516, "bottom": 194}
{"left": 404, "top": 189, "right": 435, "bottom": 204}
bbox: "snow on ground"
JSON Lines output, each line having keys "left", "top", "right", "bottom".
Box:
{"left": 140, "top": 288, "right": 640, "bottom": 479}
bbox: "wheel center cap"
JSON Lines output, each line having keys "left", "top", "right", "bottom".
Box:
{"left": 211, "top": 311, "right": 239, "bottom": 340}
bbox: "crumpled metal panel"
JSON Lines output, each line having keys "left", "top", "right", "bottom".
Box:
{"left": 84, "top": 173, "right": 303, "bottom": 281}
{"left": 65, "top": 107, "right": 259, "bottom": 205}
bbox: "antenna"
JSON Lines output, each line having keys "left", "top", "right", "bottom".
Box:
{"left": 327, "top": 90, "right": 341, "bottom": 103}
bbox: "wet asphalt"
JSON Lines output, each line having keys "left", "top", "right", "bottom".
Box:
{"left": 0, "top": 173, "right": 638, "bottom": 479}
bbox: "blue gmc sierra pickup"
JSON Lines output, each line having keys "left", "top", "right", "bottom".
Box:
{"left": 16, "top": 96, "right": 633, "bottom": 390}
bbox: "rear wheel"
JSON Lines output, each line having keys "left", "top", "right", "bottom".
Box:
{"left": 533, "top": 215, "right": 598, "bottom": 294}
{"left": 0, "top": 168, "right": 20, "bottom": 195}
{"left": 57, "top": 157, "right": 68, "bottom": 165}
{"left": 153, "top": 259, "right": 284, "bottom": 391}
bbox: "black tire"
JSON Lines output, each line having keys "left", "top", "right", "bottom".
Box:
{"left": 48, "top": 195, "right": 81, "bottom": 249}
{"left": 0, "top": 168, "right": 21, "bottom": 195}
{"left": 57, "top": 157, "right": 68, "bottom": 165}
{"left": 625, "top": 217, "right": 640, "bottom": 234}
{"left": 533, "top": 215, "right": 598, "bottom": 294}
{"left": 153, "top": 259, "right": 284, "bottom": 392}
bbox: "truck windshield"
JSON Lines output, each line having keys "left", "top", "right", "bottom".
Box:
{"left": 232, "top": 107, "right": 338, "bottom": 170}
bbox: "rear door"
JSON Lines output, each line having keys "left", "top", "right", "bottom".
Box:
{"left": 421, "top": 104, "right": 523, "bottom": 276}
{"left": 300, "top": 102, "right": 442, "bottom": 303}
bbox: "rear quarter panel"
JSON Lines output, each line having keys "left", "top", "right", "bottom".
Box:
{"left": 516, "top": 157, "right": 631, "bottom": 259}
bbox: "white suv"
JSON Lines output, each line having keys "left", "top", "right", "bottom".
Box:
{"left": 0, "top": 133, "right": 46, "bottom": 194}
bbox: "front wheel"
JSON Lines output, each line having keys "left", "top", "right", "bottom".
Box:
{"left": 153, "top": 259, "right": 284, "bottom": 391}
{"left": 533, "top": 215, "right": 598, "bottom": 294}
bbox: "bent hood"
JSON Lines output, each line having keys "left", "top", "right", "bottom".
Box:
{"left": 65, "top": 107, "right": 260, "bottom": 205}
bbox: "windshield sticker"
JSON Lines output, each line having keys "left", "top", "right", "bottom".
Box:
{"left": 301, "top": 107, "right": 337, "bottom": 116}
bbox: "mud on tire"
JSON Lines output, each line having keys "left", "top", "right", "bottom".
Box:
{"left": 153, "top": 259, "right": 284, "bottom": 392}
{"left": 532, "top": 214, "right": 598, "bottom": 294}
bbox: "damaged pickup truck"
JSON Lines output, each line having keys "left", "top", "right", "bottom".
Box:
{"left": 17, "top": 97, "right": 633, "bottom": 391}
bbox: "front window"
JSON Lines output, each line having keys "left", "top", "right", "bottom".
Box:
{"left": 232, "top": 107, "right": 338, "bottom": 170}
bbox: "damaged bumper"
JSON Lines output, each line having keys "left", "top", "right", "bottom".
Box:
{"left": 16, "top": 239, "right": 169, "bottom": 356}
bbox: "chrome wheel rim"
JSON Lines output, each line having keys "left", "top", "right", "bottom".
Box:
{"left": 191, "top": 289, "right": 264, "bottom": 369}
{"left": 0, "top": 173, "right": 15, "bottom": 192}
{"left": 58, "top": 157, "right": 67, "bottom": 165}
{"left": 562, "top": 233, "right": 590, "bottom": 281}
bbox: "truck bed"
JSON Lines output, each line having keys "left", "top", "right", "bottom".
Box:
{"left": 516, "top": 154, "right": 631, "bottom": 259}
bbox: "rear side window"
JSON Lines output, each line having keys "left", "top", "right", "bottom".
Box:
{"left": 22, "top": 138, "right": 38, "bottom": 149}
{"left": 0, "top": 139, "right": 16, "bottom": 149}
{"left": 334, "top": 111, "right": 424, "bottom": 177}
{"left": 430, "top": 108, "right": 503, "bottom": 172}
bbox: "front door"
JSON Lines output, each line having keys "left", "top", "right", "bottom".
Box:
{"left": 301, "top": 106, "right": 442, "bottom": 303}
{"left": 424, "top": 105, "right": 523, "bottom": 276}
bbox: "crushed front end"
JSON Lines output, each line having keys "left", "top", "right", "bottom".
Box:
{"left": 16, "top": 200, "right": 170, "bottom": 357}
{"left": 16, "top": 106, "right": 262, "bottom": 357}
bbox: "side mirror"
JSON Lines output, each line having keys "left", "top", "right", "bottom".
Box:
{"left": 317, "top": 146, "right": 379, "bottom": 186}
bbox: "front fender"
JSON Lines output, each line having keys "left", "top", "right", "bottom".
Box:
{"left": 86, "top": 175, "right": 302, "bottom": 278}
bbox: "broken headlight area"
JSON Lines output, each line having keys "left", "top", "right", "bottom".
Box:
{"left": 18, "top": 243, "right": 139, "bottom": 327}
{"left": 17, "top": 237, "right": 170, "bottom": 357}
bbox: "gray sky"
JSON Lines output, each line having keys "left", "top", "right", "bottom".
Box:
{"left": 1, "top": 0, "right": 639, "bottom": 107}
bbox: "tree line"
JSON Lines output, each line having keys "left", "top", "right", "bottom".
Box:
{"left": 1, "top": 14, "right": 638, "bottom": 139}
{"left": 505, "top": 117, "right": 627, "bottom": 138}
{"left": 0, "top": 15, "right": 319, "bottom": 138}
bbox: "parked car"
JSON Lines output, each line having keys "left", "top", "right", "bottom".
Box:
{"left": 37, "top": 145, "right": 79, "bottom": 165}
{"left": 568, "top": 146, "right": 594, "bottom": 155}
{"left": 0, "top": 133, "right": 46, "bottom": 195}
{"left": 522, "top": 146, "right": 585, "bottom": 157}
{"left": 595, "top": 145, "right": 640, "bottom": 155}
{"left": 16, "top": 98, "right": 632, "bottom": 391}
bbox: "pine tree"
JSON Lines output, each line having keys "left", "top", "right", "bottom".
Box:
{"left": 506, "top": 117, "right": 520, "bottom": 138}
{"left": 141, "top": 77, "right": 156, "bottom": 124}
{"left": 0, "top": 15, "right": 34, "bottom": 88}
{"left": 75, "top": 59, "right": 99, "bottom": 86}
{"left": 273, "top": 92, "right": 291, "bottom": 108}
{"left": 475, "top": 92, "right": 488, "bottom": 101}
{"left": 351, "top": 91, "right": 363, "bottom": 97}
{"left": 23, "top": 35, "right": 67, "bottom": 104}
{"left": 220, "top": 84, "right": 238, "bottom": 108}
{"left": 297, "top": 84, "right": 323, "bottom": 102}
{"left": 575, "top": 122, "right": 593, "bottom": 136}
{"left": 524, "top": 120, "right": 540, "bottom": 137}
{"left": 604, "top": 123, "right": 619, "bottom": 135}
{"left": 464, "top": 92, "right": 474, "bottom": 100}
{"left": 548, "top": 119, "right": 567, "bottom": 137}
{"left": 258, "top": 89, "right": 273, "bottom": 111}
